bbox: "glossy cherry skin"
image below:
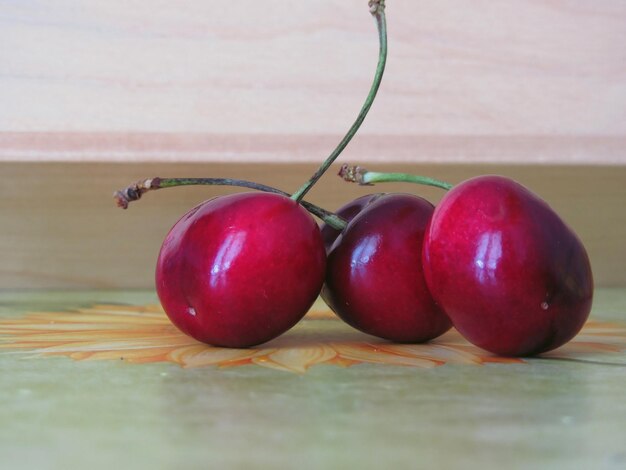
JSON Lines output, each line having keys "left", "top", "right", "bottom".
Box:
{"left": 320, "top": 193, "right": 384, "bottom": 250}
{"left": 323, "top": 194, "right": 452, "bottom": 342}
{"left": 423, "top": 175, "right": 593, "bottom": 356}
{"left": 156, "top": 192, "right": 326, "bottom": 348}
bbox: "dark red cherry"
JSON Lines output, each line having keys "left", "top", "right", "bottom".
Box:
{"left": 156, "top": 192, "right": 326, "bottom": 348}
{"left": 323, "top": 193, "right": 452, "bottom": 342}
{"left": 423, "top": 175, "right": 593, "bottom": 356}
{"left": 320, "top": 193, "right": 384, "bottom": 250}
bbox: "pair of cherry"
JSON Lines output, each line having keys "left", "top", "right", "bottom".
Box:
{"left": 155, "top": 174, "right": 593, "bottom": 356}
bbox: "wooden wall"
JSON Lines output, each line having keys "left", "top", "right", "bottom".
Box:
{"left": 2, "top": 0, "right": 625, "bottom": 147}
{"left": 2, "top": 161, "right": 624, "bottom": 289}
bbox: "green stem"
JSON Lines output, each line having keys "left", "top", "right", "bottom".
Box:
{"left": 114, "top": 177, "right": 347, "bottom": 231}
{"left": 291, "top": 1, "right": 387, "bottom": 203}
{"left": 362, "top": 171, "right": 453, "bottom": 190}
{"left": 338, "top": 164, "right": 453, "bottom": 191}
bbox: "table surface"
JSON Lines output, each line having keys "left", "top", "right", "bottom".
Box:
{"left": 1, "top": 289, "right": 625, "bottom": 470}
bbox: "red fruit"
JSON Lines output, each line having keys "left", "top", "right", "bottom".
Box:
{"left": 423, "top": 175, "right": 593, "bottom": 356}
{"left": 323, "top": 194, "right": 452, "bottom": 342}
{"left": 320, "top": 193, "right": 384, "bottom": 250}
{"left": 156, "top": 192, "right": 326, "bottom": 348}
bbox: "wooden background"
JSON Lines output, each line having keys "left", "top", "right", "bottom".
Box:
{"left": 1, "top": 0, "right": 625, "bottom": 288}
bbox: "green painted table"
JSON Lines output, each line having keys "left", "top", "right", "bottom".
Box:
{"left": 1, "top": 289, "right": 625, "bottom": 470}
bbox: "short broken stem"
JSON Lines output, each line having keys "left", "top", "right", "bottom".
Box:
{"left": 338, "top": 164, "right": 454, "bottom": 191}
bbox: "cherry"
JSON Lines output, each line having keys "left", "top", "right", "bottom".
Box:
{"left": 323, "top": 193, "right": 452, "bottom": 342}
{"left": 320, "top": 193, "right": 384, "bottom": 250}
{"left": 423, "top": 175, "right": 593, "bottom": 356}
{"left": 155, "top": 192, "right": 326, "bottom": 348}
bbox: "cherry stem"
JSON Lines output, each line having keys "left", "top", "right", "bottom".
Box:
{"left": 290, "top": 1, "right": 387, "bottom": 203}
{"left": 114, "top": 177, "right": 347, "bottom": 230}
{"left": 338, "top": 164, "right": 454, "bottom": 191}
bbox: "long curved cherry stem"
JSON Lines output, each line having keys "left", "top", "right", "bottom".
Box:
{"left": 291, "top": 1, "right": 387, "bottom": 203}
{"left": 114, "top": 177, "right": 347, "bottom": 230}
{"left": 338, "top": 164, "right": 454, "bottom": 191}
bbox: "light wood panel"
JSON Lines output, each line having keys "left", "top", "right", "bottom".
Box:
{"left": 1, "top": 161, "right": 624, "bottom": 289}
{"left": 1, "top": 0, "right": 625, "bottom": 144}
{"left": 0, "top": 133, "right": 624, "bottom": 164}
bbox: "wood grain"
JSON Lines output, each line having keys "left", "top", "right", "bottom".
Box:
{"left": 0, "top": 133, "right": 624, "bottom": 164}
{"left": 1, "top": 161, "right": 624, "bottom": 289}
{"left": 1, "top": 0, "right": 625, "bottom": 143}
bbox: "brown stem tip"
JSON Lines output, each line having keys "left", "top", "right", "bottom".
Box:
{"left": 368, "top": 0, "right": 385, "bottom": 15}
{"left": 338, "top": 164, "right": 371, "bottom": 185}
{"left": 114, "top": 177, "right": 161, "bottom": 209}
